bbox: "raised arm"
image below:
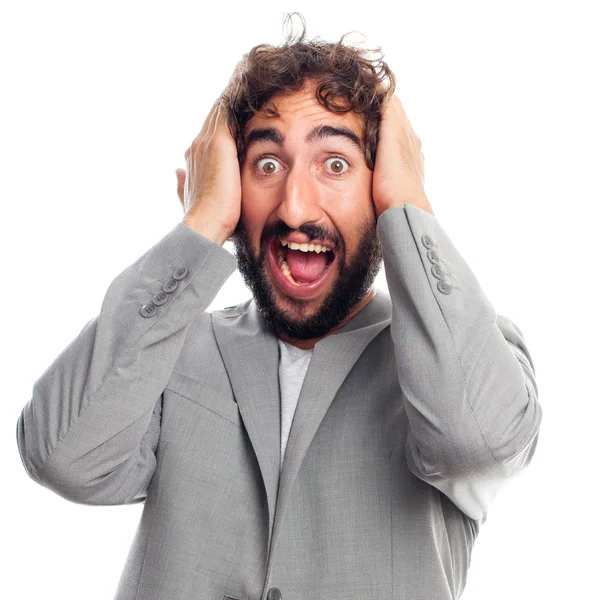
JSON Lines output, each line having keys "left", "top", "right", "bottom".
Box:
{"left": 16, "top": 96, "right": 242, "bottom": 505}
{"left": 377, "top": 203, "right": 541, "bottom": 521}
{"left": 372, "top": 95, "right": 542, "bottom": 521}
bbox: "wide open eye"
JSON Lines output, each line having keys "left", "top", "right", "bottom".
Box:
{"left": 256, "top": 156, "right": 282, "bottom": 176}
{"left": 325, "top": 157, "right": 349, "bottom": 176}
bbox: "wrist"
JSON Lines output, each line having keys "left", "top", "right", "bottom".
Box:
{"left": 182, "top": 214, "right": 230, "bottom": 246}
{"left": 375, "top": 195, "right": 433, "bottom": 218}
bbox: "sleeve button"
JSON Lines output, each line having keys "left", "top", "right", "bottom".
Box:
{"left": 173, "top": 266, "right": 188, "bottom": 280}
{"left": 140, "top": 303, "right": 157, "bottom": 317}
{"left": 427, "top": 248, "right": 440, "bottom": 264}
{"left": 267, "top": 588, "right": 282, "bottom": 600}
{"left": 437, "top": 279, "right": 453, "bottom": 294}
{"left": 421, "top": 234, "right": 434, "bottom": 249}
{"left": 431, "top": 264, "right": 445, "bottom": 279}
{"left": 163, "top": 279, "right": 178, "bottom": 293}
{"left": 152, "top": 291, "right": 168, "bottom": 306}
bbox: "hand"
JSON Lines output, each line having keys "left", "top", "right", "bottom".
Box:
{"left": 176, "top": 95, "right": 241, "bottom": 245}
{"left": 372, "top": 94, "right": 433, "bottom": 217}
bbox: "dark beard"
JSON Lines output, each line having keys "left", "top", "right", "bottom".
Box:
{"left": 231, "top": 217, "right": 383, "bottom": 340}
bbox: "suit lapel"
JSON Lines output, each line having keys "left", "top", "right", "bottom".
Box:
{"left": 268, "top": 290, "right": 392, "bottom": 562}
{"left": 212, "top": 289, "right": 393, "bottom": 560}
{"left": 212, "top": 300, "right": 281, "bottom": 538}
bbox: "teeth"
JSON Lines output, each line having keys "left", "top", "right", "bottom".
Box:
{"left": 278, "top": 258, "right": 302, "bottom": 286}
{"left": 276, "top": 242, "right": 333, "bottom": 286}
{"left": 280, "top": 239, "right": 332, "bottom": 253}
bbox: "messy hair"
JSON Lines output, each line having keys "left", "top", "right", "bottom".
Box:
{"left": 221, "top": 12, "right": 396, "bottom": 170}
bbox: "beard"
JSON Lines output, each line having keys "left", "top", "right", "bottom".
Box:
{"left": 231, "top": 216, "right": 383, "bottom": 340}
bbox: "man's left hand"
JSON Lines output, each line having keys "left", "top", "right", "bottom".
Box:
{"left": 372, "top": 94, "right": 434, "bottom": 217}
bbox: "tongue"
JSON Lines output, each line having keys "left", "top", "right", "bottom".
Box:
{"left": 286, "top": 249, "right": 329, "bottom": 283}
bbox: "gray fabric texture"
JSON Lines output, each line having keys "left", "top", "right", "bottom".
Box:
{"left": 16, "top": 204, "right": 542, "bottom": 600}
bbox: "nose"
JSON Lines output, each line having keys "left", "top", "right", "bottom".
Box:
{"left": 275, "top": 165, "right": 324, "bottom": 230}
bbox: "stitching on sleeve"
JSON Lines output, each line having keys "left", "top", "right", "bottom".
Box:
{"left": 403, "top": 208, "right": 517, "bottom": 470}
{"left": 402, "top": 208, "right": 468, "bottom": 388}
{"left": 37, "top": 242, "right": 219, "bottom": 482}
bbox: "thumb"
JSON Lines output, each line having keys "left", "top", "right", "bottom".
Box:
{"left": 175, "top": 168, "right": 186, "bottom": 208}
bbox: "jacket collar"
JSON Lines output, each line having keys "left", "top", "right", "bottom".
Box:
{"left": 211, "top": 288, "right": 392, "bottom": 549}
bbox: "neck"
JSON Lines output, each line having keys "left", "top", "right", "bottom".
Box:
{"left": 276, "top": 288, "right": 376, "bottom": 350}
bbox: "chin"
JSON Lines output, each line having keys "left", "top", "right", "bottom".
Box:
{"left": 271, "top": 281, "right": 329, "bottom": 316}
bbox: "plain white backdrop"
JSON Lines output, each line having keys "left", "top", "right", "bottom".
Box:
{"left": 2, "top": 1, "right": 597, "bottom": 598}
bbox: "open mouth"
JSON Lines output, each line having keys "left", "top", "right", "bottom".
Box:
{"left": 268, "top": 238, "right": 338, "bottom": 299}
{"left": 275, "top": 239, "right": 335, "bottom": 285}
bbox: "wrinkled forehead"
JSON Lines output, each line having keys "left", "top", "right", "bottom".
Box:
{"left": 244, "top": 97, "right": 365, "bottom": 157}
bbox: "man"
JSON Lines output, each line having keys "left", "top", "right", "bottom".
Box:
{"left": 16, "top": 18, "right": 542, "bottom": 600}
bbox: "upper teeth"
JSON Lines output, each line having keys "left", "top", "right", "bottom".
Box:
{"left": 281, "top": 239, "right": 333, "bottom": 254}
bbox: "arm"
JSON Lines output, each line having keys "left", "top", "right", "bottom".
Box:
{"left": 17, "top": 94, "right": 242, "bottom": 506}
{"left": 377, "top": 203, "right": 542, "bottom": 521}
{"left": 16, "top": 222, "right": 237, "bottom": 505}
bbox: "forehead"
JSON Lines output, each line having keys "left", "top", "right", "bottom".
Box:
{"left": 244, "top": 83, "right": 364, "bottom": 143}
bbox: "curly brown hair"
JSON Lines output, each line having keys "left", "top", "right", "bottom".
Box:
{"left": 221, "top": 12, "right": 396, "bottom": 171}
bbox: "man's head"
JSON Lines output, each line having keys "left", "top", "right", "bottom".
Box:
{"left": 222, "top": 14, "right": 396, "bottom": 341}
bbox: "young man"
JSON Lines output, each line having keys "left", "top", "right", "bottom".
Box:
{"left": 16, "top": 19, "right": 542, "bottom": 600}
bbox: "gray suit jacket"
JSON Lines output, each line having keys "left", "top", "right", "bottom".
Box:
{"left": 17, "top": 204, "right": 542, "bottom": 600}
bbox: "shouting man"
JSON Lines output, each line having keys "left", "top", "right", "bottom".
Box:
{"left": 17, "top": 15, "right": 542, "bottom": 600}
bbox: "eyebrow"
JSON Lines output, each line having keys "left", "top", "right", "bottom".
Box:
{"left": 245, "top": 124, "right": 363, "bottom": 154}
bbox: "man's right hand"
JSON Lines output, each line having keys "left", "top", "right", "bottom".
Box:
{"left": 176, "top": 96, "right": 242, "bottom": 246}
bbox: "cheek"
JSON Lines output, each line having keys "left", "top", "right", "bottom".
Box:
{"left": 356, "top": 171, "right": 375, "bottom": 219}
{"left": 324, "top": 192, "right": 376, "bottom": 236}
{"left": 240, "top": 183, "right": 274, "bottom": 253}
{"left": 324, "top": 169, "right": 373, "bottom": 215}
{"left": 325, "top": 197, "right": 376, "bottom": 260}
{"left": 240, "top": 181, "right": 265, "bottom": 225}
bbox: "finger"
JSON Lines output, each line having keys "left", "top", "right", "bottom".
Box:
{"left": 186, "top": 96, "right": 223, "bottom": 158}
{"left": 175, "top": 168, "right": 186, "bottom": 207}
{"left": 209, "top": 97, "right": 227, "bottom": 139}
{"left": 381, "top": 93, "right": 403, "bottom": 124}
{"left": 201, "top": 96, "right": 222, "bottom": 139}
{"left": 392, "top": 94, "right": 406, "bottom": 114}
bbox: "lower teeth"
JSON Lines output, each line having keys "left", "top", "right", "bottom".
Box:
{"left": 279, "top": 259, "right": 303, "bottom": 286}
{"left": 277, "top": 246, "right": 332, "bottom": 287}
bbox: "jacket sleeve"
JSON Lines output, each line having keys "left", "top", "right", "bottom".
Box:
{"left": 16, "top": 222, "right": 238, "bottom": 505}
{"left": 377, "top": 204, "right": 542, "bottom": 522}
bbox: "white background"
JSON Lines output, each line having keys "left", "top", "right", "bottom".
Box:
{"left": 2, "top": 1, "right": 597, "bottom": 598}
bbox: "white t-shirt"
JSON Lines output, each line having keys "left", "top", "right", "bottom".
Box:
{"left": 277, "top": 338, "right": 313, "bottom": 469}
